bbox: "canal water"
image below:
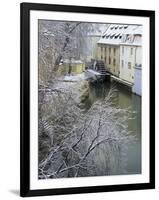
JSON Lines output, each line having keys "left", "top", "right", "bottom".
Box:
{"left": 84, "top": 81, "right": 141, "bottom": 175}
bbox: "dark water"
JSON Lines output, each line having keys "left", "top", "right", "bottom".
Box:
{"left": 84, "top": 81, "right": 141, "bottom": 174}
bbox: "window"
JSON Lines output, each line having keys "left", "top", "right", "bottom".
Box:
{"left": 128, "top": 62, "right": 131, "bottom": 69}
{"left": 130, "top": 48, "right": 133, "bottom": 55}
{"left": 106, "top": 34, "right": 110, "bottom": 39}
{"left": 124, "top": 25, "right": 128, "bottom": 29}
{"left": 109, "top": 56, "right": 111, "bottom": 64}
{"left": 122, "top": 60, "right": 124, "bottom": 68}
{"left": 114, "top": 48, "right": 116, "bottom": 56}
{"left": 109, "top": 47, "right": 111, "bottom": 54}
{"left": 122, "top": 47, "right": 124, "bottom": 55}
{"left": 101, "top": 47, "right": 103, "bottom": 59}
{"left": 110, "top": 34, "right": 115, "bottom": 39}
{"left": 115, "top": 34, "right": 120, "bottom": 39}
{"left": 113, "top": 58, "right": 116, "bottom": 66}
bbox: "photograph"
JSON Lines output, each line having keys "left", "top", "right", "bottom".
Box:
{"left": 38, "top": 20, "right": 142, "bottom": 179}
{"left": 20, "top": 3, "right": 155, "bottom": 196}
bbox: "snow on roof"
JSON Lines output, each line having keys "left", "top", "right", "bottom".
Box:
{"left": 132, "top": 26, "right": 142, "bottom": 35}
{"left": 123, "top": 25, "right": 142, "bottom": 35}
{"left": 97, "top": 24, "right": 142, "bottom": 46}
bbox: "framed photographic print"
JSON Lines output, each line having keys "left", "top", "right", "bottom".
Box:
{"left": 20, "top": 2, "right": 155, "bottom": 197}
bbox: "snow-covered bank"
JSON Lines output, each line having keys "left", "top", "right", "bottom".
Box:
{"left": 57, "top": 70, "right": 100, "bottom": 83}
{"left": 44, "top": 76, "right": 90, "bottom": 107}
{"left": 62, "top": 73, "right": 87, "bottom": 82}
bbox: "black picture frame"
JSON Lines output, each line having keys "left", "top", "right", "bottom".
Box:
{"left": 20, "top": 2, "right": 155, "bottom": 197}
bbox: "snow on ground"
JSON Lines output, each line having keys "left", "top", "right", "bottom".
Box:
{"left": 86, "top": 69, "right": 101, "bottom": 75}
{"left": 111, "top": 75, "right": 133, "bottom": 86}
{"left": 58, "top": 71, "right": 97, "bottom": 83}
{"left": 63, "top": 73, "right": 86, "bottom": 82}
{"left": 53, "top": 81, "right": 78, "bottom": 91}
{"left": 52, "top": 74, "right": 89, "bottom": 105}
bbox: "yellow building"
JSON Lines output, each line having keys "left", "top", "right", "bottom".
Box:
{"left": 97, "top": 24, "right": 142, "bottom": 84}
{"left": 58, "top": 59, "right": 85, "bottom": 75}
{"left": 97, "top": 44, "right": 120, "bottom": 76}
{"left": 97, "top": 24, "right": 125, "bottom": 76}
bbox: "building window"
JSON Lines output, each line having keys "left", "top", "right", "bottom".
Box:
{"left": 128, "top": 62, "right": 131, "bottom": 69}
{"left": 124, "top": 25, "right": 128, "bottom": 29}
{"left": 114, "top": 48, "right": 116, "bottom": 56}
{"left": 113, "top": 58, "right": 116, "bottom": 66}
{"left": 109, "top": 56, "right": 111, "bottom": 64}
{"left": 109, "top": 47, "right": 111, "bottom": 54}
{"left": 122, "top": 60, "right": 124, "bottom": 68}
{"left": 105, "top": 48, "right": 107, "bottom": 55}
{"left": 122, "top": 47, "right": 124, "bottom": 55}
{"left": 101, "top": 47, "right": 103, "bottom": 60}
{"left": 130, "top": 48, "right": 133, "bottom": 55}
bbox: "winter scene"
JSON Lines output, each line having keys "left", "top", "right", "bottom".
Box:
{"left": 38, "top": 20, "right": 142, "bottom": 179}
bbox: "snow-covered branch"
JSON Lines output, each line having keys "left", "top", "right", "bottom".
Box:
{"left": 38, "top": 86, "right": 136, "bottom": 178}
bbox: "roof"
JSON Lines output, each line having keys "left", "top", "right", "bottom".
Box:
{"left": 97, "top": 24, "right": 142, "bottom": 46}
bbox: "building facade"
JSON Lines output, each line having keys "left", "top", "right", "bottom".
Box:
{"left": 96, "top": 24, "right": 142, "bottom": 95}
{"left": 132, "top": 67, "right": 142, "bottom": 95}
{"left": 97, "top": 24, "right": 127, "bottom": 76}
{"left": 119, "top": 26, "right": 142, "bottom": 84}
{"left": 97, "top": 44, "right": 120, "bottom": 76}
{"left": 58, "top": 59, "right": 85, "bottom": 75}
